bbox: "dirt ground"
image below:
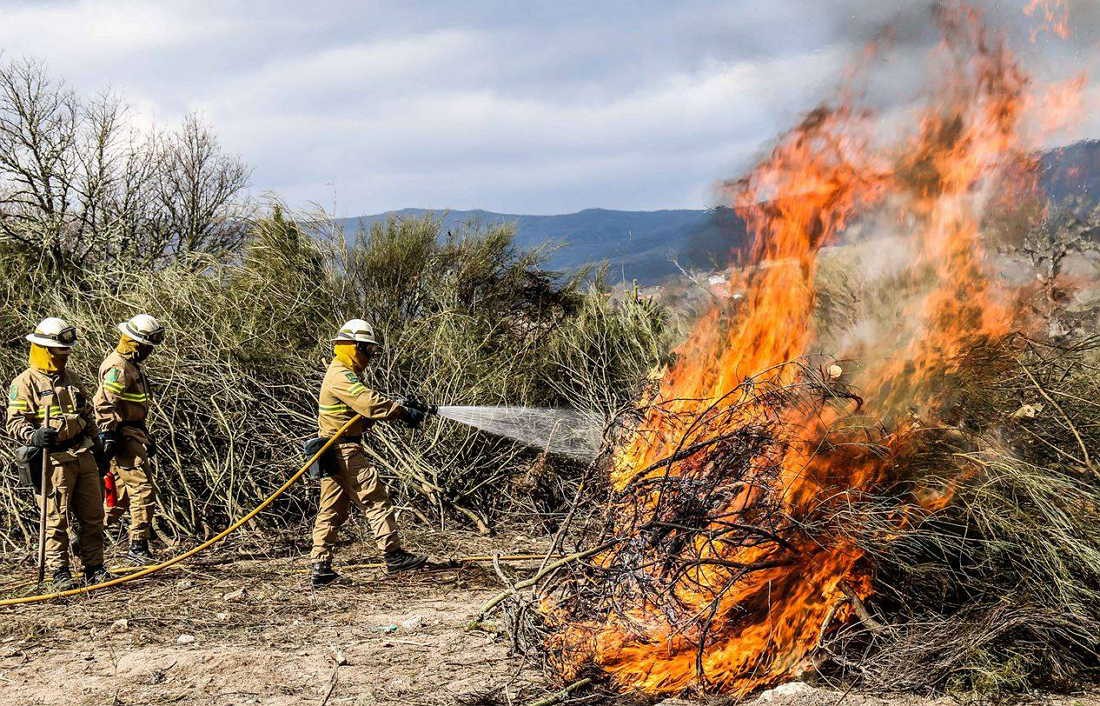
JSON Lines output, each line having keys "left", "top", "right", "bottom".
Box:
{"left": 0, "top": 528, "right": 1097, "bottom": 706}
{"left": 0, "top": 528, "right": 552, "bottom": 705}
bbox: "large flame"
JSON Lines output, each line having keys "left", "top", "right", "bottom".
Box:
{"left": 553, "top": 3, "right": 1084, "bottom": 697}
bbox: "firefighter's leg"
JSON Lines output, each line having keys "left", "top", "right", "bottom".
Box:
{"left": 349, "top": 448, "right": 400, "bottom": 553}
{"left": 310, "top": 457, "right": 354, "bottom": 563}
{"left": 114, "top": 438, "right": 155, "bottom": 541}
{"left": 72, "top": 453, "right": 106, "bottom": 569}
{"left": 40, "top": 460, "right": 77, "bottom": 573}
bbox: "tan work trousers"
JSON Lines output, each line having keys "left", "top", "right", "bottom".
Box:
{"left": 105, "top": 437, "right": 156, "bottom": 541}
{"left": 37, "top": 451, "right": 105, "bottom": 572}
{"left": 310, "top": 442, "right": 399, "bottom": 562}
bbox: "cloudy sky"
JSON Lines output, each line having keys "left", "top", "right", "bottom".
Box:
{"left": 0, "top": 0, "right": 1095, "bottom": 216}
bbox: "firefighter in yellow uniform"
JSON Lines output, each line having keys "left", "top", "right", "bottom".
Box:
{"left": 94, "top": 314, "right": 165, "bottom": 565}
{"left": 6, "top": 318, "right": 112, "bottom": 589}
{"left": 310, "top": 319, "right": 433, "bottom": 586}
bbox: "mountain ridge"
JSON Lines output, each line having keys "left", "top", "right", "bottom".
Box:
{"left": 336, "top": 140, "right": 1100, "bottom": 285}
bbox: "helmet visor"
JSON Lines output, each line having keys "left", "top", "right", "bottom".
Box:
{"left": 54, "top": 326, "right": 77, "bottom": 346}
{"left": 123, "top": 321, "right": 165, "bottom": 345}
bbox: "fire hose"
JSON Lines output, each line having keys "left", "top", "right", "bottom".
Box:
{"left": 0, "top": 415, "right": 364, "bottom": 608}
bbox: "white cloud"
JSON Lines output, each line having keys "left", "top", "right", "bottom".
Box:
{"left": 200, "top": 41, "right": 846, "bottom": 213}
{"left": 0, "top": 0, "right": 1093, "bottom": 215}
{"left": 0, "top": 1, "right": 241, "bottom": 69}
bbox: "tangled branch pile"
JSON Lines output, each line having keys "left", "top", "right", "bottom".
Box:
{"left": 503, "top": 7, "right": 1100, "bottom": 701}
{"left": 504, "top": 205, "right": 1100, "bottom": 703}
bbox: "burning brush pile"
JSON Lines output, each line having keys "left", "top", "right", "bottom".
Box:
{"left": 510, "top": 5, "right": 1100, "bottom": 701}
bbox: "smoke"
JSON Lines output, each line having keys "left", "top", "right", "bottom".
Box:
{"left": 549, "top": 1, "right": 1099, "bottom": 697}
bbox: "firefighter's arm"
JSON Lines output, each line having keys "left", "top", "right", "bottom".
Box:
{"left": 332, "top": 374, "right": 404, "bottom": 421}
{"left": 6, "top": 381, "right": 36, "bottom": 443}
{"left": 94, "top": 366, "right": 126, "bottom": 432}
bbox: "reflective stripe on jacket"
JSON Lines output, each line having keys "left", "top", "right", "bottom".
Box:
{"left": 93, "top": 350, "right": 151, "bottom": 440}
{"left": 317, "top": 359, "right": 402, "bottom": 437}
{"left": 6, "top": 367, "right": 96, "bottom": 461}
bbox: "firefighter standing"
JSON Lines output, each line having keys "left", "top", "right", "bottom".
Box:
{"left": 310, "top": 319, "right": 432, "bottom": 586}
{"left": 93, "top": 314, "right": 165, "bottom": 565}
{"left": 6, "top": 318, "right": 112, "bottom": 589}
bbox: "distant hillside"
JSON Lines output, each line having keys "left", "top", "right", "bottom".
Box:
{"left": 337, "top": 141, "right": 1100, "bottom": 285}
{"left": 1040, "top": 139, "right": 1100, "bottom": 201}
{"left": 335, "top": 207, "right": 749, "bottom": 284}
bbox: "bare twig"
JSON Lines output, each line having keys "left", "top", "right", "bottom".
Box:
{"left": 523, "top": 678, "right": 593, "bottom": 706}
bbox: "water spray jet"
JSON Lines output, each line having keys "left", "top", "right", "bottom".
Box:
{"left": 435, "top": 406, "right": 603, "bottom": 461}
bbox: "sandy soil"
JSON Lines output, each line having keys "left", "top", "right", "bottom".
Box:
{"left": 0, "top": 529, "right": 549, "bottom": 705}
{"left": 0, "top": 528, "right": 1096, "bottom": 706}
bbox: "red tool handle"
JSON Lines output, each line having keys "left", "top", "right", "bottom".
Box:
{"left": 103, "top": 471, "right": 118, "bottom": 509}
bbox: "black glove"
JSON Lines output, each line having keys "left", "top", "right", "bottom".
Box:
{"left": 398, "top": 396, "right": 435, "bottom": 429}
{"left": 98, "top": 431, "right": 118, "bottom": 459}
{"left": 403, "top": 405, "right": 426, "bottom": 429}
{"left": 30, "top": 426, "right": 59, "bottom": 449}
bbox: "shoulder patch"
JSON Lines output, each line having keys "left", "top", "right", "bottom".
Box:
{"left": 105, "top": 368, "right": 123, "bottom": 384}
{"left": 344, "top": 372, "right": 359, "bottom": 384}
{"left": 8, "top": 383, "right": 18, "bottom": 401}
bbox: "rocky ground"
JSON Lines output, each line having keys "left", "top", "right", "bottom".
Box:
{"left": 0, "top": 528, "right": 1096, "bottom": 706}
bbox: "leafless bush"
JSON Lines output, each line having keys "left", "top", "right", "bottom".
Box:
{"left": 0, "top": 58, "right": 250, "bottom": 282}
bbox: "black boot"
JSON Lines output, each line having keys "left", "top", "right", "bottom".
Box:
{"left": 127, "top": 538, "right": 155, "bottom": 565}
{"left": 51, "top": 567, "right": 76, "bottom": 591}
{"left": 384, "top": 548, "right": 427, "bottom": 573}
{"left": 84, "top": 564, "right": 115, "bottom": 585}
{"left": 311, "top": 562, "right": 339, "bottom": 588}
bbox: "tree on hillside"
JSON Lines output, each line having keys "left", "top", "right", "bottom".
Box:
{"left": 0, "top": 58, "right": 250, "bottom": 281}
{"left": 153, "top": 114, "right": 251, "bottom": 263}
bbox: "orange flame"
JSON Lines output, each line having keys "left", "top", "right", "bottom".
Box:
{"left": 1038, "top": 73, "right": 1087, "bottom": 135}
{"left": 552, "top": 4, "right": 1067, "bottom": 697}
{"left": 1024, "top": 0, "right": 1070, "bottom": 40}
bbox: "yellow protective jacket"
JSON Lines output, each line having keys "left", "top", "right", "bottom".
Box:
{"left": 93, "top": 350, "right": 151, "bottom": 442}
{"left": 6, "top": 367, "right": 96, "bottom": 462}
{"left": 317, "top": 359, "right": 403, "bottom": 438}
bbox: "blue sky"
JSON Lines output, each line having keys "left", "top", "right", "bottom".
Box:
{"left": 0, "top": 0, "right": 1094, "bottom": 215}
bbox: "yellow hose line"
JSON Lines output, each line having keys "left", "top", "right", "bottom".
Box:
{"left": 298, "top": 553, "right": 559, "bottom": 573}
{"left": 0, "top": 416, "right": 361, "bottom": 608}
{"left": 0, "top": 564, "right": 145, "bottom": 595}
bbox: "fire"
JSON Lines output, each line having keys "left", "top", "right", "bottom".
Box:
{"left": 1024, "top": 0, "right": 1070, "bottom": 40}
{"left": 1038, "top": 74, "right": 1087, "bottom": 135}
{"left": 550, "top": 4, "right": 1079, "bottom": 697}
